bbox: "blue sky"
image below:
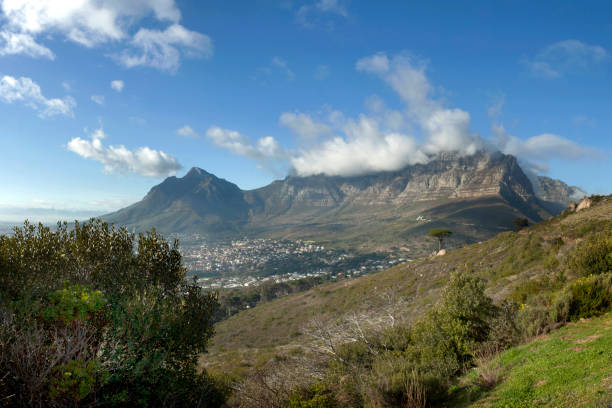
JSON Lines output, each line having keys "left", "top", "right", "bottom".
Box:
{"left": 0, "top": 0, "right": 610, "bottom": 222}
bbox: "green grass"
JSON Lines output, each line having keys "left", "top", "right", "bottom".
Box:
{"left": 450, "top": 312, "right": 612, "bottom": 407}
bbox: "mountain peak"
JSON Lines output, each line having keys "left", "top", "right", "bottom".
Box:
{"left": 184, "top": 167, "right": 210, "bottom": 178}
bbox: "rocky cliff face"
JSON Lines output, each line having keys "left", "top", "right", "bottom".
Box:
{"left": 103, "top": 150, "right": 568, "bottom": 249}
{"left": 246, "top": 150, "right": 546, "bottom": 220}
{"left": 535, "top": 176, "right": 586, "bottom": 206}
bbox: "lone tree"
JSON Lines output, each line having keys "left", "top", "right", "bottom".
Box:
{"left": 429, "top": 228, "right": 453, "bottom": 251}
{"left": 513, "top": 217, "right": 529, "bottom": 232}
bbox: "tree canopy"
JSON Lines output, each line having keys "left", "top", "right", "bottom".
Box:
{"left": 428, "top": 228, "right": 453, "bottom": 250}
{"left": 0, "top": 219, "right": 227, "bottom": 407}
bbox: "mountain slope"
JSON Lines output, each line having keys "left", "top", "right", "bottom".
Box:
{"left": 450, "top": 312, "right": 612, "bottom": 407}
{"left": 104, "top": 151, "right": 567, "bottom": 252}
{"left": 202, "top": 195, "right": 612, "bottom": 377}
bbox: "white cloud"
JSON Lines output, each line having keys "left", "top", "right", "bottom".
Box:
{"left": 210, "top": 51, "right": 599, "bottom": 179}
{"left": 110, "top": 80, "right": 124, "bottom": 92}
{"left": 0, "top": 74, "right": 75, "bottom": 117}
{"left": 279, "top": 112, "right": 333, "bottom": 142}
{"left": 67, "top": 128, "right": 182, "bottom": 177}
{"left": 355, "top": 53, "right": 389, "bottom": 74}
{"left": 91, "top": 95, "right": 104, "bottom": 105}
{"left": 0, "top": 30, "right": 54, "bottom": 59}
{"left": 492, "top": 123, "right": 599, "bottom": 162}
{"left": 296, "top": 0, "right": 348, "bottom": 28}
{"left": 176, "top": 125, "right": 199, "bottom": 138}
{"left": 357, "top": 52, "right": 481, "bottom": 156}
{"left": 523, "top": 40, "right": 609, "bottom": 78}
{"left": 205, "top": 126, "right": 287, "bottom": 163}
{"left": 0, "top": 0, "right": 211, "bottom": 72}
{"left": 116, "top": 24, "right": 212, "bottom": 73}
{"left": 291, "top": 116, "right": 429, "bottom": 177}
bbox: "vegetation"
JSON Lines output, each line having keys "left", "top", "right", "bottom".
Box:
{"left": 428, "top": 228, "right": 453, "bottom": 251}
{"left": 449, "top": 312, "right": 612, "bottom": 407}
{"left": 0, "top": 220, "right": 227, "bottom": 407}
{"left": 512, "top": 217, "right": 529, "bottom": 232}
{"left": 204, "top": 195, "right": 612, "bottom": 407}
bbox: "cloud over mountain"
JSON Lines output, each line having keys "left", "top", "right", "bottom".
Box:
{"left": 67, "top": 128, "right": 182, "bottom": 177}
{"left": 205, "top": 51, "right": 600, "bottom": 179}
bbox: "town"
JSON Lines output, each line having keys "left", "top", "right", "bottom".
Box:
{"left": 173, "top": 235, "right": 409, "bottom": 289}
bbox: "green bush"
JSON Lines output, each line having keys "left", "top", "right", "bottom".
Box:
{"left": 559, "top": 274, "right": 612, "bottom": 321}
{"left": 568, "top": 231, "right": 612, "bottom": 276}
{"left": 0, "top": 220, "right": 223, "bottom": 407}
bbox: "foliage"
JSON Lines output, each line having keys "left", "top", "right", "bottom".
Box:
{"left": 568, "top": 230, "right": 612, "bottom": 276}
{"left": 557, "top": 274, "right": 612, "bottom": 321}
{"left": 0, "top": 219, "right": 222, "bottom": 407}
{"left": 428, "top": 228, "right": 453, "bottom": 250}
{"left": 512, "top": 217, "right": 529, "bottom": 232}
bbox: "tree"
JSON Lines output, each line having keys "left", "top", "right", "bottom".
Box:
{"left": 512, "top": 217, "right": 529, "bottom": 232}
{"left": 428, "top": 228, "right": 453, "bottom": 251}
{"left": 0, "top": 219, "right": 225, "bottom": 407}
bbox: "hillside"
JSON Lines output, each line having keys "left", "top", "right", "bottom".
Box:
{"left": 450, "top": 312, "right": 612, "bottom": 407}
{"left": 203, "top": 195, "right": 612, "bottom": 379}
{"left": 105, "top": 150, "right": 566, "bottom": 254}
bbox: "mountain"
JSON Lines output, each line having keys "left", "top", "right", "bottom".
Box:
{"left": 535, "top": 175, "right": 587, "bottom": 213}
{"left": 103, "top": 151, "right": 569, "bottom": 253}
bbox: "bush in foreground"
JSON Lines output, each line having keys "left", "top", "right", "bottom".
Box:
{"left": 0, "top": 220, "right": 224, "bottom": 407}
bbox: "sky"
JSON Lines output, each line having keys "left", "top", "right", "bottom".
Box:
{"left": 0, "top": 0, "right": 610, "bottom": 222}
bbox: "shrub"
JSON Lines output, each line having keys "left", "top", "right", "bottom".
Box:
{"left": 0, "top": 219, "right": 222, "bottom": 407}
{"left": 568, "top": 231, "right": 612, "bottom": 276}
{"left": 558, "top": 274, "right": 612, "bottom": 321}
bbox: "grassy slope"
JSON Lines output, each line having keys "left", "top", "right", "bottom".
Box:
{"left": 451, "top": 312, "right": 612, "bottom": 407}
{"left": 247, "top": 196, "right": 529, "bottom": 254}
{"left": 202, "top": 196, "right": 612, "bottom": 377}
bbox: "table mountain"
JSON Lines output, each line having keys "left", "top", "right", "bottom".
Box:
{"left": 103, "top": 150, "right": 575, "bottom": 253}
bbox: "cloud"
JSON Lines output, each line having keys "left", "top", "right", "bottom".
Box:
{"left": 0, "top": 31, "right": 54, "bottom": 59}
{"left": 210, "top": 51, "right": 600, "bottom": 179}
{"left": 116, "top": 24, "right": 212, "bottom": 73}
{"left": 91, "top": 95, "right": 104, "bottom": 105}
{"left": 492, "top": 123, "right": 599, "bottom": 162}
{"left": 176, "top": 125, "right": 199, "bottom": 138}
{"left": 0, "top": 0, "right": 210, "bottom": 72}
{"left": 0, "top": 74, "right": 75, "bottom": 117}
{"left": 205, "top": 126, "right": 287, "bottom": 163}
{"left": 110, "top": 80, "right": 124, "bottom": 92}
{"left": 296, "top": 0, "right": 348, "bottom": 28}
{"left": 67, "top": 128, "right": 182, "bottom": 177}
{"left": 279, "top": 111, "right": 333, "bottom": 142}
{"left": 522, "top": 40, "right": 609, "bottom": 78}
{"left": 291, "top": 116, "right": 429, "bottom": 177}
{"left": 356, "top": 52, "right": 482, "bottom": 156}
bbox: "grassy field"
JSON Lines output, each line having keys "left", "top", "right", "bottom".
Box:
{"left": 202, "top": 196, "right": 612, "bottom": 380}
{"left": 450, "top": 312, "right": 612, "bottom": 407}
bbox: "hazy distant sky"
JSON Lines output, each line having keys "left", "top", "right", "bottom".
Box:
{"left": 0, "top": 0, "right": 610, "bottom": 222}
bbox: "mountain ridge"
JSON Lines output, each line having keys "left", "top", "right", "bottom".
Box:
{"left": 103, "top": 150, "right": 577, "bottom": 253}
